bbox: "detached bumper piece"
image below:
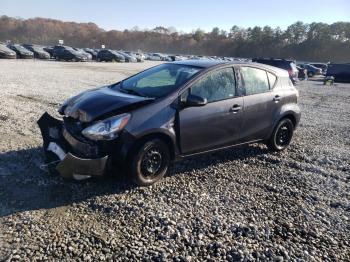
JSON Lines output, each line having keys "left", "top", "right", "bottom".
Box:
{"left": 37, "top": 112, "right": 108, "bottom": 180}
{"left": 56, "top": 153, "right": 108, "bottom": 179}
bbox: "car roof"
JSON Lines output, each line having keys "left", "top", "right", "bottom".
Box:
{"left": 171, "top": 60, "right": 289, "bottom": 77}
{"left": 172, "top": 60, "right": 227, "bottom": 68}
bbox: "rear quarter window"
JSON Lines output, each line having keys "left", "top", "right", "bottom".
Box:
{"left": 267, "top": 72, "right": 277, "bottom": 88}
{"left": 241, "top": 67, "right": 270, "bottom": 95}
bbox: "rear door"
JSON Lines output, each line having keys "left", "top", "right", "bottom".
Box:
{"left": 238, "top": 66, "right": 280, "bottom": 141}
{"left": 178, "top": 67, "right": 244, "bottom": 154}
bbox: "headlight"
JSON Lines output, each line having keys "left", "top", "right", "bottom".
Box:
{"left": 82, "top": 113, "right": 131, "bottom": 141}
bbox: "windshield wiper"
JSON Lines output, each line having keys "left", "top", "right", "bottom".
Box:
{"left": 118, "top": 81, "right": 155, "bottom": 98}
{"left": 122, "top": 88, "right": 145, "bottom": 97}
{"left": 120, "top": 88, "right": 153, "bottom": 97}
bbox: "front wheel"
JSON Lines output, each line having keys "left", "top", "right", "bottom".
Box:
{"left": 267, "top": 118, "right": 294, "bottom": 151}
{"left": 129, "top": 139, "right": 170, "bottom": 186}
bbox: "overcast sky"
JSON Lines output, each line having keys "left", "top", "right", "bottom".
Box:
{"left": 2, "top": 0, "right": 349, "bottom": 32}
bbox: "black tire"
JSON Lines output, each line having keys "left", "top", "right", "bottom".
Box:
{"left": 267, "top": 118, "right": 294, "bottom": 151}
{"left": 129, "top": 139, "right": 170, "bottom": 186}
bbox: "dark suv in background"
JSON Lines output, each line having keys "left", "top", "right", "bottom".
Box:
{"left": 252, "top": 58, "right": 299, "bottom": 84}
{"left": 97, "top": 49, "right": 125, "bottom": 62}
{"left": 326, "top": 63, "right": 350, "bottom": 82}
{"left": 53, "top": 45, "right": 88, "bottom": 61}
{"left": 38, "top": 60, "right": 301, "bottom": 186}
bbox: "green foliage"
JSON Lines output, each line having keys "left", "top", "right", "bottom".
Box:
{"left": 0, "top": 16, "right": 349, "bottom": 62}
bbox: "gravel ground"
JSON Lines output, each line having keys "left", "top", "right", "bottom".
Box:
{"left": 0, "top": 60, "right": 349, "bottom": 261}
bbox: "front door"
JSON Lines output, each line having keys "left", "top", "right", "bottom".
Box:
{"left": 178, "top": 67, "right": 244, "bottom": 154}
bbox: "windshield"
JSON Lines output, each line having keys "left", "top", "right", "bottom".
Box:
{"left": 15, "top": 45, "right": 28, "bottom": 52}
{"left": 32, "top": 46, "right": 43, "bottom": 51}
{"left": 116, "top": 63, "right": 202, "bottom": 98}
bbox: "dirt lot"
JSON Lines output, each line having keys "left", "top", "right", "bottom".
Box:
{"left": 0, "top": 60, "right": 349, "bottom": 261}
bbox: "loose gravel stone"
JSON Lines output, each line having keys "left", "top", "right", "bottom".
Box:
{"left": 0, "top": 60, "right": 349, "bottom": 261}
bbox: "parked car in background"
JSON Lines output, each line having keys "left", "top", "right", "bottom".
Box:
{"left": 0, "top": 43, "right": 17, "bottom": 59}
{"left": 310, "top": 63, "right": 328, "bottom": 74}
{"left": 97, "top": 49, "right": 125, "bottom": 62}
{"left": 147, "top": 53, "right": 170, "bottom": 61}
{"left": 190, "top": 55, "right": 207, "bottom": 60}
{"left": 170, "top": 55, "right": 187, "bottom": 61}
{"left": 83, "top": 48, "right": 98, "bottom": 60}
{"left": 135, "top": 52, "right": 145, "bottom": 62}
{"left": 7, "top": 44, "right": 34, "bottom": 59}
{"left": 22, "top": 44, "right": 50, "bottom": 59}
{"left": 297, "top": 64, "right": 322, "bottom": 77}
{"left": 38, "top": 60, "right": 300, "bottom": 186}
{"left": 53, "top": 45, "right": 87, "bottom": 61}
{"left": 118, "top": 51, "right": 137, "bottom": 62}
{"left": 125, "top": 51, "right": 144, "bottom": 62}
{"left": 296, "top": 66, "right": 307, "bottom": 79}
{"left": 74, "top": 48, "right": 92, "bottom": 61}
{"left": 252, "top": 58, "right": 299, "bottom": 84}
{"left": 326, "top": 63, "right": 350, "bottom": 83}
{"left": 43, "top": 46, "right": 55, "bottom": 58}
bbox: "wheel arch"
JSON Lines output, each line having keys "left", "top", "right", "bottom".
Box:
{"left": 281, "top": 114, "right": 297, "bottom": 128}
{"left": 269, "top": 107, "right": 300, "bottom": 139}
{"left": 127, "top": 131, "right": 177, "bottom": 162}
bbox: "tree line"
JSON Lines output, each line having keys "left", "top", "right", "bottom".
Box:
{"left": 1, "top": 16, "right": 350, "bottom": 62}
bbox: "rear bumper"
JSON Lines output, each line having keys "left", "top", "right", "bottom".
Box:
{"left": 37, "top": 112, "right": 109, "bottom": 179}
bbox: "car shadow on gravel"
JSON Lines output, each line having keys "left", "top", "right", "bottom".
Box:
{"left": 0, "top": 144, "right": 269, "bottom": 217}
{"left": 0, "top": 147, "right": 138, "bottom": 218}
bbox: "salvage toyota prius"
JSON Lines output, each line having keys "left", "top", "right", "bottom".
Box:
{"left": 38, "top": 60, "right": 301, "bottom": 186}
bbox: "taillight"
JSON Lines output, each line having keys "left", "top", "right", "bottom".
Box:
{"left": 288, "top": 69, "right": 293, "bottom": 76}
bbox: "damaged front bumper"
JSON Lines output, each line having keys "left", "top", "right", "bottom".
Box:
{"left": 37, "top": 112, "right": 108, "bottom": 180}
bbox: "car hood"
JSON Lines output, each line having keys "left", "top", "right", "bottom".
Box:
{"left": 59, "top": 86, "right": 154, "bottom": 122}
{"left": 19, "top": 50, "right": 33, "bottom": 55}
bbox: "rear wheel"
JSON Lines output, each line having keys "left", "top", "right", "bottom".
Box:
{"left": 267, "top": 118, "right": 294, "bottom": 151}
{"left": 129, "top": 139, "right": 170, "bottom": 186}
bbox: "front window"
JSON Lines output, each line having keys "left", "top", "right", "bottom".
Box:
{"left": 117, "top": 64, "right": 201, "bottom": 98}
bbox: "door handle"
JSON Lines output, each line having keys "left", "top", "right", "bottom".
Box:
{"left": 273, "top": 95, "right": 281, "bottom": 102}
{"left": 230, "top": 104, "right": 241, "bottom": 113}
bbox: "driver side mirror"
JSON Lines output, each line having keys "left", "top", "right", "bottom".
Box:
{"left": 182, "top": 94, "right": 207, "bottom": 107}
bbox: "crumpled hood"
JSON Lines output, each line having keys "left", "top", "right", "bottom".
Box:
{"left": 59, "top": 86, "right": 153, "bottom": 122}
